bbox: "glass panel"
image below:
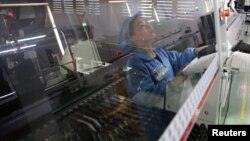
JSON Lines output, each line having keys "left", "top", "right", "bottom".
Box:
{"left": 0, "top": 0, "right": 218, "bottom": 141}
{"left": 220, "top": 71, "right": 250, "bottom": 125}
{"left": 0, "top": 4, "right": 66, "bottom": 141}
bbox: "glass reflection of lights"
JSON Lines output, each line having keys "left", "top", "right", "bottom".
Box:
{"left": 0, "top": 44, "right": 37, "bottom": 55}
{"left": 17, "top": 35, "right": 46, "bottom": 43}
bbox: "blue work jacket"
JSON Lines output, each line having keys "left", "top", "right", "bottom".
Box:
{"left": 125, "top": 47, "right": 196, "bottom": 97}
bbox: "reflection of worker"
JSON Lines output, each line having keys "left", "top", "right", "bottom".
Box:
{"left": 119, "top": 14, "right": 206, "bottom": 106}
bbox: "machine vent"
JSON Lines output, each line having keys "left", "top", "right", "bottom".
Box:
{"left": 176, "top": 0, "right": 195, "bottom": 20}
{"left": 155, "top": 0, "right": 173, "bottom": 20}
{"left": 52, "top": 0, "right": 86, "bottom": 14}
{"left": 140, "top": 0, "right": 153, "bottom": 18}
{"left": 88, "top": 0, "right": 100, "bottom": 15}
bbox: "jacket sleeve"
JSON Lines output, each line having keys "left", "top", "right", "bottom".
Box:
{"left": 166, "top": 47, "right": 196, "bottom": 74}
{"left": 125, "top": 57, "right": 167, "bottom": 98}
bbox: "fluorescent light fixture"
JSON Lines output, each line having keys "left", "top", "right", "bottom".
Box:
{"left": 178, "top": 1, "right": 195, "bottom": 4}
{"left": 140, "top": 6, "right": 152, "bottom": 8}
{"left": 147, "top": 19, "right": 155, "bottom": 22}
{"left": 205, "top": 1, "right": 209, "bottom": 12}
{"left": 0, "top": 44, "right": 37, "bottom": 55}
{"left": 0, "top": 48, "right": 17, "bottom": 55}
{"left": 153, "top": 8, "right": 160, "bottom": 22}
{"left": 211, "top": 0, "right": 214, "bottom": 8}
{"left": 46, "top": 6, "right": 65, "bottom": 55}
{"left": 108, "top": 0, "right": 127, "bottom": 3}
{"left": 125, "top": 2, "right": 132, "bottom": 16}
{"left": 108, "top": 0, "right": 131, "bottom": 17}
{"left": 18, "top": 35, "right": 46, "bottom": 42}
{"left": 0, "top": 92, "right": 15, "bottom": 100}
{"left": 20, "top": 44, "right": 37, "bottom": 50}
{"left": 142, "top": 15, "right": 152, "bottom": 18}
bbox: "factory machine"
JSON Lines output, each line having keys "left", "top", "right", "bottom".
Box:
{"left": 196, "top": 0, "right": 250, "bottom": 126}
{"left": 0, "top": 0, "right": 248, "bottom": 141}
{"left": 158, "top": 0, "right": 250, "bottom": 140}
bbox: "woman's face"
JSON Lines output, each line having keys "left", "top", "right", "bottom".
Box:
{"left": 130, "top": 17, "right": 156, "bottom": 43}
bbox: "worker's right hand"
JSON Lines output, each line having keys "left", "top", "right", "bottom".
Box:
{"left": 196, "top": 43, "right": 216, "bottom": 58}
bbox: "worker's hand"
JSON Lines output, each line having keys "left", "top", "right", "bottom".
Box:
{"left": 195, "top": 43, "right": 216, "bottom": 58}
{"left": 194, "top": 45, "right": 209, "bottom": 55}
{"left": 168, "top": 72, "right": 187, "bottom": 89}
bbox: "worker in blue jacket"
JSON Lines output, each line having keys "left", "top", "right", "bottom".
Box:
{"left": 119, "top": 13, "right": 207, "bottom": 107}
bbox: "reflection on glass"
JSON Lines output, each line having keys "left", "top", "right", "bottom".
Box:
{"left": 0, "top": 1, "right": 218, "bottom": 141}
{"left": 0, "top": 65, "right": 16, "bottom": 103}
{"left": 0, "top": 4, "right": 71, "bottom": 141}
{"left": 220, "top": 72, "right": 250, "bottom": 125}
